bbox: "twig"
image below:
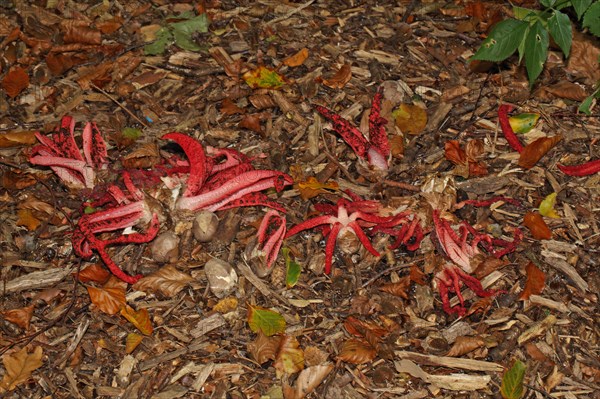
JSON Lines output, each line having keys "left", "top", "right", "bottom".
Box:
{"left": 362, "top": 259, "right": 422, "bottom": 288}
{"left": 265, "top": 0, "right": 315, "bottom": 26}
{"left": 90, "top": 83, "right": 149, "bottom": 129}
{"left": 383, "top": 179, "right": 421, "bottom": 192}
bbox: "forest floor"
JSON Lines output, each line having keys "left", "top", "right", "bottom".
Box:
{"left": 0, "top": 1, "right": 599, "bottom": 398}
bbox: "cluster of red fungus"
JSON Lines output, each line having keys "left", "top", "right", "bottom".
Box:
{"left": 30, "top": 90, "right": 568, "bottom": 316}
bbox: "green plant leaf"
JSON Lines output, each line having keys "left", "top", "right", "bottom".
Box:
{"left": 517, "top": 24, "right": 531, "bottom": 63}
{"left": 500, "top": 360, "right": 526, "bottom": 399}
{"left": 283, "top": 248, "right": 301, "bottom": 289}
{"left": 513, "top": 6, "right": 538, "bottom": 20}
{"left": 509, "top": 113, "right": 540, "bottom": 134}
{"left": 170, "top": 13, "right": 209, "bottom": 51}
{"left": 524, "top": 21, "right": 549, "bottom": 86}
{"left": 122, "top": 127, "right": 142, "bottom": 140}
{"left": 547, "top": 10, "right": 572, "bottom": 57}
{"left": 471, "top": 19, "right": 529, "bottom": 62}
{"left": 583, "top": 2, "right": 600, "bottom": 36}
{"left": 144, "top": 27, "right": 172, "bottom": 56}
{"left": 539, "top": 0, "right": 556, "bottom": 7}
{"left": 247, "top": 305, "right": 286, "bottom": 336}
{"left": 572, "top": 0, "right": 592, "bottom": 19}
{"left": 578, "top": 86, "right": 599, "bottom": 115}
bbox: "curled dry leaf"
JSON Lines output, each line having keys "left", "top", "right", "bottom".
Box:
{"left": 282, "top": 47, "right": 309, "bottom": 67}
{"left": 518, "top": 135, "right": 562, "bottom": 169}
{"left": 0, "top": 346, "right": 43, "bottom": 393}
{"left": 274, "top": 335, "right": 305, "bottom": 377}
{"left": 446, "top": 336, "right": 485, "bottom": 357}
{"left": 0, "top": 305, "right": 34, "bottom": 330}
{"left": 523, "top": 212, "right": 552, "bottom": 240}
{"left": 248, "top": 331, "right": 281, "bottom": 364}
{"left": 220, "top": 98, "right": 245, "bottom": 115}
{"left": 519, "top": 261, "right": 546, "bottom": 301}
{"left": 121, "top": 143, "right": 160, "bottom": 169}
{"left": 2, "top": 66, "right": 29, "bottom": 98}
{"left": 282, "top": 363, "right": 334, "bottom": 399}
{"left": 337, "top": 338, "right": 377, "bottom": 364}
{"left": 322, "top": 63, "right": 352, "bottom": 89}
{"left": 87, "top": 276, "right": 127, "bottom": 315}
{"left": 61, "top": 20, "right": 102, "bottom": 45}
{"left": 133, "top": 264, "right": 194, "bottom": 297}
{"left": 239, "top": 113, "right": 264, "bottom": 134}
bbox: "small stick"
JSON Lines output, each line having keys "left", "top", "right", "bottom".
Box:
{"left": 90, "top": 83, "right": 150, "bottom": 129}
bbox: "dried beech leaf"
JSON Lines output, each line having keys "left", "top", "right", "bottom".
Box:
{"left": 519, "top": 261, "right": 545, "bottom": 300}
{"left": 295, "top": 176, "right": 339, "bottom": 200}
{"left": 0, "top": 305, "right": 34, "bottom": 330}
{"left": 445, "top": 140, "right": 467, "bottom": 165}
{"left": 446, "top": 336, "right": 485, "bottom": 357}
{"left": 248, "top": 331, "right": 281, "bottom": 365}
{"left": 220, "top": 98, "right": 245, "bottom": 115}
{"left": 1, "top": 170, "right": 36, "bottom": 190}
{"left": 322, "top": 63, "right": 352, "bottom": 89}
{"left": 0, "top": 131, "right": 37, "bottom": 148}
{"left": 523, "top": 212, "right": 552, "bottom": 240}
{"left": 120, "top": 305, "right": 153, "bottom": 335}
{"left": 274, "top": 335, "right": 305, "bottom": 377}
{"left": 410, "top": 264, "right": 427, "bottom": 285}
{"left": 283, "top": 47, "right": 309, "bottom": 67}
{"left": 282, "top": 363, "right": 333, "bottom": 399}
{"left": 87, "top": 276, "right": 127, "bottom": 315}
{"left": 61, "top": 20, "right": 102, "bottom": 44}
{"left": 76, "top": 263, "right": 111, "bottom": 284}
{"left": 379, "top": 276, "right": 411, "bottom": 299}
{"left": 239, "top": 114, "right": 263, "bottom": 134}
{"left": 121, "top": 143, "right": 160, "bottom": 169}
{"left": 0, "top": 346, "right": 43, "bottom": 392}
{"left": 125, "top": 333, "right": 144, "bottom": 354}
{"left": 15, "top": 209, "right": 41, "bottom": 231}
{"left": 2, "top": 67, "right": 29, "bottom": 98}
{"left": 337, "top": 338, "right": 377, "bottom": 364}
{"left": 394, "top": 103, "right": 427, "bottom": 135}
{"left": 518, "top": 136, "right": 562, "bottom": 169}
{"left": 133, "top": 265, "right": 194, "bottom": 297}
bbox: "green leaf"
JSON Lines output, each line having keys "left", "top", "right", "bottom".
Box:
{"left": 539, "top": 192, "right": 560, "bottom": 218}
{"left": 247, "top": 305, "right": 286, "bottom": 336}
{"left": 583, "top": 2, "right": 600, "bottom": 37}
{"left": 122, "top": 127, "right": 142, "bottom": 140}
{"left": 539, "top": 0, "right": 556, "bottom": 8}
{"left": 242, "top": 66, "right": 287, "bottom": 89}
{"left": 283, "top": 248, "right": 301, "bottom": 289}
{"left": 578, "top": 87, "right": 599, "bottom": 115}
{"left": 524, "top": 21, "right": 549, "bottom": 86}
{"left": 513, "top": 6, "right": 538, "bottom": 21}
{"left": 501, "top": 360, "right": 526, "bottom": 399}
{"left": 471, "top": 19, "right": 529, "bottom": 62}
{"left": 170, "top": 14, "right": 210, "bottom": 51}
{"left": 547, "top": 10, "right": 571, "bottom": 57}
{"left": 517, "top": 25, "right": 531, "bottom": 63}
{"left": 509, "top": 113, "right": 540, "bottom": 134}
{"left": 572, "top": 0, "right": 592, "bottom": 19}
{"left": 144, "top": 27, "right": 172, "bottom": 56}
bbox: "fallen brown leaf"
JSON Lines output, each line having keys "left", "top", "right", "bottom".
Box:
{"left": 0, "top": 346, "right": 43, "bottom": 393}
{"left": 283, "top": 47, "right": 309, "bottom": 67}
{"left": 133, "top": 264, "right": 194, "bottom": 297}
{"left": 322, "top": 63, "right": 352, "bottom": 89}
{"left": 337, "top": 338, "right": 377, "bottom": 364}
{"left": 446, "top": 336, "right": 485, "bottom": 357}
{"left": 518, "top": 135, "right": 562, "bottom": 169}
{"left": 0, "top": 305, "right": 34, "bottom": 330}
{"left": 2, "top": 66, "right": 29, "bottom": 98}
{"left": 519, "top": 261, "right": 546, "bottom": 300}
{"left": 523, "top": 212, "right": 552, "bottom": 240}
{"left": 87, "top": 276, "right": 127, "bottom": 315}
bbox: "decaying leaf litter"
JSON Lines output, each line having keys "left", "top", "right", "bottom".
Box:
{"left": 1, "top": 0, "right": 599, "bottom": 398}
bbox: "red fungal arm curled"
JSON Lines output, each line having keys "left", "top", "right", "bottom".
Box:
{"left": 557, "top": 159, "right": 600, "bottom": 176}
{"left": 498, "top": 104, "right": 524, "bottom": 153}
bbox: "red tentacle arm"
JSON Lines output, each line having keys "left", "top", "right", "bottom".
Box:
{"left": 162, "top": 132, "right": 210, "bottom": 197}
{"left": 314, "top": 104, "right": 369, "bottom": 159}
{"left": 177, "top": 170, "right": 292, "bottom": 212}
{"left": 324, "top": 223, "right": 343, "bottom": 274}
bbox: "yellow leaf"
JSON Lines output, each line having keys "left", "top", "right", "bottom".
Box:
{"left": 539, "top": 192, "right": 560, "bottom": 218}
{"left": 0, "top": 346, "right": 43, "bottom": 392}
{"left": 247, "top": 304, "right": 286, "bottom": 336}
{"left": 509, "top": 113, "right": 540, "bottom": 134}
{"left": 393, "top": 103, "right": 428, "bottom": 135}
{"left": 282, "top": 48, "right": 309, "bottom": 67}
{"left": 274, "top": 335, "right": 305, "bottom": 377}
{"left": 120, "top": 305, "right": 153, "bottom": 335}
{"left": 295, "top": 177, "right": 339, "bottom": 200}
{"left": 212, "top": 297, "right": 238, "bottom": 313}
{"left": 243, "top": 66, "right": 286, "bottom": 90}
{"left": 125, "top": 333, "right": 144, "bottom": 354}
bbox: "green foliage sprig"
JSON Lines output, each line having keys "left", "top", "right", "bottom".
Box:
{"left": 471, "top": 0, "right": 600, "bottom": 87}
